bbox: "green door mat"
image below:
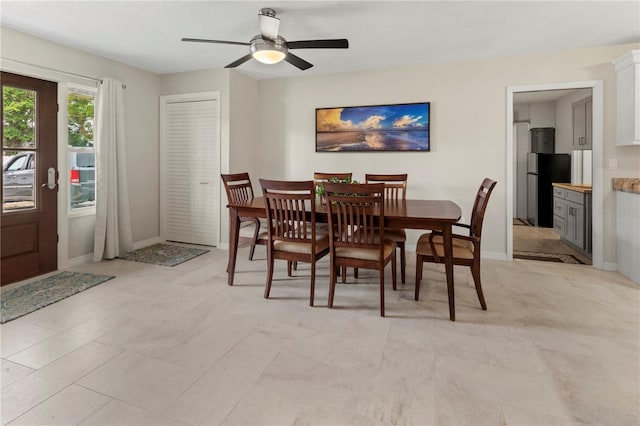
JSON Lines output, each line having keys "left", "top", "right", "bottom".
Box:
{"left": 1, "top": 271, "right": 115, "bottom": 324}
{"left": 118, "top": 243, "right": 209, "bottom": 267}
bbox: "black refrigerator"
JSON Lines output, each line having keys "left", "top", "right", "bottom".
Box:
{"left": 527, "top": 153, "right": 570, "bottom": 227}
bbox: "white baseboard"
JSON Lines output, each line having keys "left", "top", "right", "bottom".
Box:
{"left": 65, "top": 253, "right": 94, "bottom": 267}
{"left": 63, "top": 237, "right": 162, "bottom": 267}
{"left": 133, "top": 236, "right": 162, "bottom": 250}
{"left": 482, "top": 251, "right": 508, "bottom": 261}
{"left": 218, "top": 242, "right": 229, "bottom": 250}
{"left": 601, "top": 262, "right": 617, "bottom": 272}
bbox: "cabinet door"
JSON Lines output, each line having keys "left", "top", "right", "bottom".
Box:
{"left": 553, "top": 196, "right": 566, "bottom": 219}
{"left": 574, "top": 202, "right": 585, "bottom": 249}
{"left": 585, "top": 100, "right": 592, "bottom": 148}
{"left": 566, "top": 200, "right": 585, "bottom": 249}
{"left": 553, "top": 215, "right": 565, "bottom": 237}
{"left": 573, "top": 102, "right": 586, "bottom": 146}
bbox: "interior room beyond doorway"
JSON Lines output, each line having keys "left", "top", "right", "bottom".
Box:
{"left": 512, "top": 87, "right": 594, "bottom": 266}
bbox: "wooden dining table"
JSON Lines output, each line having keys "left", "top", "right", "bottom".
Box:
{"left": 226, "top": 197, "right": 463, "bottom": 321}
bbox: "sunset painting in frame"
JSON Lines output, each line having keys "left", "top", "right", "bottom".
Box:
{"left": 316, "top": 102, "right": 430, "bottom": 152}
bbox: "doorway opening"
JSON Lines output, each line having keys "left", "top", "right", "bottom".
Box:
{"left": 506, "top": 81, "right": 604, "bottom": 269}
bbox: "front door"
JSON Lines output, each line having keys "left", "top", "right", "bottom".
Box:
{"left": 1, "top": 72, "right": 58, "bottom": 285}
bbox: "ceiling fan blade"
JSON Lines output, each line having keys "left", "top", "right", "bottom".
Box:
{"left": 287, "top": 39, "right": 349, "bottom": 49}
{"left": 285, "top": 53, "right": 313, "bottom": 70}
{"left": 225, "top": 54, "right": 253, "bottom": 68}
{"left": 182, "top": 38, "right": 250, "bottom": 46}
{"left": 259, "top": 12, "right": 280, "bottom": 40}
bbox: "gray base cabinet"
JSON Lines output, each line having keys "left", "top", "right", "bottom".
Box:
{"left": 553, "top": 186, "right": 592, "bottom": 255}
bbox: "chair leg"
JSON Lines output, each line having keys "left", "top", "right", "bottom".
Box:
{"left": 391, "top": 253, "right": 397, "bottom": 291}
{"left": 399, "top": 243, "right": 406, "bottom": 284}
{"left": 248, "top": 221, "right": 260, "bottom": 261}
{"left": 415, "top": 254, "right": 423, "bottom": 301}
{"left": 287, "top": 261, "right": 293, "bottom": 277}
{"left": 354, "top": 268, "right": 358, "bottom": 278}
{"left": 341, "top": 266, "right": 347, "bottom": 284}
{"left": 471, "top": 262, "right": 487, "bottom": 310}
{"left": 310, "top": 262, "right": 316, "bottom": 307}
{"left": 265, "top": 251, "right": 275, "bottom": 299}
{"left": 379, "top": 267, "right": 385, "bottom": 317}
{"left": 293, "top": 261, "right": 298, "bottom": 271}
{"left": 328, "top": 261, "right": 337, "bottom": 308}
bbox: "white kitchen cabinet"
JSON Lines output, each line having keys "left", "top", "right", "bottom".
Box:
{"left": 613, "top": 50, "right": 640, "bottom": 146}
{"left": 616, "top": 190, "right": 640, "bottom": 284}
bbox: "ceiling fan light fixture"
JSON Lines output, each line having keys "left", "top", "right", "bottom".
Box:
{"left": 250, "top": 35, "right": 287, "bottom": 64}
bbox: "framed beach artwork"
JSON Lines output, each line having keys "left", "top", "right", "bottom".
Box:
{"left": 315, "top": 102, "right": 430, "bottom": 152}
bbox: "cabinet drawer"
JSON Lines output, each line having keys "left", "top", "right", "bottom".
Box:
{"left": 566, "top": 190, "right": 584, "bottom": 205}
{"left": 553, "top": 187, "right": 566, "bottom": 198}
{"left": 553, "top": 215, "right": 565, "bottom": 236}
{"left": 553, "top": 197, "right": 566, "bottom": 218}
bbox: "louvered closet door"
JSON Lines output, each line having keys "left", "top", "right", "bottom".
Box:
{"left": 165, "top": 100, "right": 218, "bottom": 246}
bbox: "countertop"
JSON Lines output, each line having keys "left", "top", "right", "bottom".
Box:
{"left": 612, "top": 178, "right": 640, "bottom": 194}
{"left": 552, "top": 183, "right": 592, "bottom": 193}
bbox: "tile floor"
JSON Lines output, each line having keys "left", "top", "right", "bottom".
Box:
{"left": 1, "top": 246, "right": 639, "bottom": 425}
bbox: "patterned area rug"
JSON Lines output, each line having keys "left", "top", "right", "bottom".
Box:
{"left": 118, "top": 243, "right": 209, "bottom": 267}
{"left": 513, "top": 251, "right": 585, "bottom": 264}
{"left": 0, "top": 271, "right": 114, "bottom": 324}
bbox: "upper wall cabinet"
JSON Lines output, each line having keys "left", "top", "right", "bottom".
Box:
{"left": 613, "top": 50, "right": 640, "bottom": 146}
{"left": 572, "top": 97, "right": 592, "bottom": 149}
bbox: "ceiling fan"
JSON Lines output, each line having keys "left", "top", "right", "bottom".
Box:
{"left": 181, "top": 8, "right": 349, "bottom": 70}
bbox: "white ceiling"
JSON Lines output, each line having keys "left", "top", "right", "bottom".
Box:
{"left": 1, "top": 1, "right": 638, "bottom": 80}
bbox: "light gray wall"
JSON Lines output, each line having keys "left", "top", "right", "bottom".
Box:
{"left": 1, "top": 27, "right": 161, "bottom": 262}
{"left": 159, "top": 69, "right": 258, "bottom": 247}
{"left": 530, "top": 102, "right": 556, "bottom": 128}
{"left": 254, "top": 43, "right": 640, "bottom": 261}
{"left": 3, "top": 25, "right": 638, "bottom": 266}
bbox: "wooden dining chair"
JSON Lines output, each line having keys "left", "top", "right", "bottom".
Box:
{"left": 414, "top": 178, "right": 497, "bottom": 317}
{"left": 304, "top": 172, "right": 353, "bottom": 274}
{"left": 221, "top": 173, "right": 268, "bottom": 261}
{"left": 324, "top": 182, "right": 397, "bottom": 317}
{"left": 365, "top": 173, "right": 408, "bottom": 284}
{"left": 259, "top": 179, "right": 330, "bottom": 306}
{"left": 313, "top": 172, "right": 353, "bottom": 201}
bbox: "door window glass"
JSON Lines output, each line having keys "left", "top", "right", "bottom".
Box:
{"left": 3, "top": 85, "right": 37, "bottom": 212}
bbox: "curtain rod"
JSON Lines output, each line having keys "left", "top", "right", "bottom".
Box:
{"left": 1, "top": 57, "right": 127, "bottom": 88}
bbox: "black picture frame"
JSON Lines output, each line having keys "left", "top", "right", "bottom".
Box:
{"left": 315, "top": 102, "right": 430, "bottom": 152}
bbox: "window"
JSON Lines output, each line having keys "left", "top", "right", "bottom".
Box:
{"left": 2, "top": 85, "right": 37, "bottom": 212}
{"left": 67, "top": 88, "right": 96, "bottom": 210}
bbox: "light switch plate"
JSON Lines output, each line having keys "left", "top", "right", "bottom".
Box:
{"left": 609, "top": 158, "right": 618, "bottom": 170}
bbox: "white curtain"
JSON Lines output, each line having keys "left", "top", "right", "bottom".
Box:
{"left": 93, "top": 78, "right": 133, "bottom": 261}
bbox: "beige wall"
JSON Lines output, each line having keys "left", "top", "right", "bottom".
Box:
{"left": 1, "top": 27, "right": 161, "bottom": 262}
{"left": 159, "top": 69, "right": 258, "bottom": 246}
{"left": 3, "top": 25, "right": 638, "bottom": 266}
{"left": 255, "top": 43, "right": 640, "bottom": 260}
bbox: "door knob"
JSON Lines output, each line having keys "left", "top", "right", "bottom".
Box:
{"left": 41, "top": 167, "right": 58, "bottom": 190}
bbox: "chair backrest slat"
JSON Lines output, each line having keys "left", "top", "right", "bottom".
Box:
{"left": 324, "top": 182, "right": 385, "bottom": 252}
{"left": 365, "top": 174, "right": 407, "bottom": 201}
{"left": 221, "top": 172, "right": 254, "bottom": 204}
{"left": 260, "top": 179, "right": 316, "bottom": 244}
